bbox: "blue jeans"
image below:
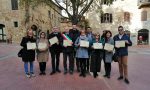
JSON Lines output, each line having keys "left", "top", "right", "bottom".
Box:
{"left": 24, "top": 62, "right": 34, "bottom": 74}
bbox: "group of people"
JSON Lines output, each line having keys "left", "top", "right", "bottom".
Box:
{"left": 20, "top": 25, "right": 132, "bottom": 84}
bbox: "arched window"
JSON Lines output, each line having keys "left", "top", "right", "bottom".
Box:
{"left": 101, "top": 13, "right": 112, "bottom": 23}
{"left": 141, "top": 11, "right": 147, "bottom": 21}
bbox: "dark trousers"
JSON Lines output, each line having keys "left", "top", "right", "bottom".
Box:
{"left": 86, "top": 58, "right": 89, "bottom": 71}
{"left": 104, "top": 62, "right": 111, "bottom": 76}
{"left": 51, "top": 52, "right": 60, "bottom": 72}
{"left": 63, "top": 52, "right": 74, "bottom": 71}
{"left": 39, "top": 62, "right": 46, "bottom": 73}
{"left": 86, "top": 50, "right": 92, "bottom": 71}
{"left": 76, "top": 58, "right": 80, "bottom": 71}
{"left": 79, "top": 58, "right": 86, "bottom": 74}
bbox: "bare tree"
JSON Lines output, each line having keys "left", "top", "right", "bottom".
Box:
{"left": 20, "top": 0, "right": 115, "bottom": 25}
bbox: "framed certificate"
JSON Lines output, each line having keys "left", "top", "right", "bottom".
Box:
{"left": 63, "top": 40, "right": 72, "bottom": 47}
{"left": 27, "top": 43, "right": 36, "bottom": 50}
{"left": 80, "top": 40, "right": 89, "bottom": 48}
{"left": 115, "top": 41, "right": 125, "bottom": 47}
{"left": 38, "top": 43, "right": 47, "bottom": 50}
{"left": 104, "top": 43, "right": 114, "bottom": 51}
{"left": 49, "top": 36, "right": 58, "bottom": 45}
{"left": 93, "top": 43, "right": 103, "bottom": 49}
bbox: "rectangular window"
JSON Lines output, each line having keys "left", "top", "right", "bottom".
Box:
{"left": 14, "top": 21, "right": 18, "bottom": 27}
{"left": 141, "top": 11, "right": 147, "bottom": 21}
{"left": 124, "top": 12, "right": 130, "bottom": 22}
{"left": 11, "top": 0, "right": 18, "bottom": 10}
{"left": 48, "top": 10, "right": 51, "bottom": 18}
{"left": 101, "top": 13, "right": 113, "bottom": 23}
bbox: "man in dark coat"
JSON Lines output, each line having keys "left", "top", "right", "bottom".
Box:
{"left": 48, "top": 27, "right": 63, "bottom": 75}
{"left": 69, "top": 24, "right": 80, "bottom": 72}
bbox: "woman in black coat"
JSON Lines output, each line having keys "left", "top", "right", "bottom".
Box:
{"left": 20, "top": 29, "right": 36, "bottom": 78}
{"left": 90, "top": 33, "right": 104, "bottom": 78}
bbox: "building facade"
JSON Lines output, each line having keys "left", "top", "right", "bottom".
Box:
{"left": 0, "top": 0, "right": 62, "bottom": 43}
{"left": 86, "top": 0, "right": 141, "bottom": 45}
{"left": 138, "top": 0, "right": 150, "bottom": 45}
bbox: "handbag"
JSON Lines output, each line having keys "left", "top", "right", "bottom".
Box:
{"left": 18, "top": 49, "right": 23, "bottom": 57}
{"left": 112, "top": 53, "right": 118, "bottom": 62}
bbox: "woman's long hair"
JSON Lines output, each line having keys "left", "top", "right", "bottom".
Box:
{"left": 39, "top": 32, "right": 46, "bottom": 39}
{"left": 104, "top": 30, "right": 112, "bottom": 42}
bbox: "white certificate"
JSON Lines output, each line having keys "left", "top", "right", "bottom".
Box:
{"left": 27, "top": 43, "right": 36, "bottom": 50}
{"left": 63, "top": 40, "right": 72, "bottom": 47}
{"left": 115, "top": 41, "right": 125, "bottom": 47}
{"left": 104, "top": 43, "right": 114, "bottom": 51}
{"left": 38, "top": 43, "right": 47, "bottom": 50}
{"left": 93, "top": 43, "right": 103, "bottom": 49}
{"left": 80, "top": 40, "right": 89, "bottom": 48}
{"left": 49, "top": 36, "right": 58, "bottom": 45}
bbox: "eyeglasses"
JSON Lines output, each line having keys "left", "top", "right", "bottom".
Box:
{"left": 118, "top": 29, "right": 123, "bottom": 31}
{"left": 95, "top": 34, "right": 100, "bottom": 36}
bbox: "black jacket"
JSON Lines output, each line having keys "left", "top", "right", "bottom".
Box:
{"left": 20, "top": 36, "right": 36, "bottom": 62}
{"left": 69, "top": 29, "right": 80, "bottom": 46}
{"left": 48, "top": 32, "right": 63, "bottom": 53}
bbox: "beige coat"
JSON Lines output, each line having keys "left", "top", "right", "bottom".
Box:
{"left": 37, "top": 39, "right": 49, "bottom": 62}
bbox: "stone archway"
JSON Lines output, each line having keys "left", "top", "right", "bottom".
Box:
{"left": 0, "top": 24, "right": 6, "bottom": 42}
{"left": 138, "top": 29, "right": 149, "bottom": 45}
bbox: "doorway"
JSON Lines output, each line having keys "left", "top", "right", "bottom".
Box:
{"left": 0, "top": 24, "right": 6, "bottom": 42}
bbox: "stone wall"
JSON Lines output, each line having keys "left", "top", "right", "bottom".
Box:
{"left": 0, "top": 0, "right": 61, "bottom": 43}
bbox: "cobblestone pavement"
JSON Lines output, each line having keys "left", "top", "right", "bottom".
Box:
{"left": 0, "top": 43, "right": 150, "bottom": 90}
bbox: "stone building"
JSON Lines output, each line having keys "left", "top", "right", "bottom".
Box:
{"left": 86, "top": 0, "right": 141, "bottom": 45}
{"left": 138, "top": 0, "right": 150, "bottom": 45}
{"left": 0, "top": 0, "right": 62, "bottom": 43}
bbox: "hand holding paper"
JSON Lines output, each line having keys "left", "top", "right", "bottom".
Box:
{"left": 27, "top": 43, "right": 36, "bottom": 50}
{"left": 49, "top": 37, "right": 58, "bottom": 45}
{"left": 80, "top": 40, "right": 89, "bottom": 48}
{"left": 104, "top": 43, "right": 114, "bottom": 51}
{"left": 93, "top": 43, "right": 103, "bottom": 49}
{"left": 115, "top": 41, "right": 125, "bottom": 48}
{"left": 38, "top": 43, "right": 47, "bottom": 50}
{"left": 63, "top": 40, "right": 72, "bottom": 47}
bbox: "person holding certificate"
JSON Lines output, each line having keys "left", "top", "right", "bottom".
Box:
{"left": 103, "top": 31, "right": 114, "bottom": 78}
{"left": 62, "top": 29, "right": 74, "bottom": 75}
{"left": 69, "top": 24, "right": 80, "bottom": 72}
{"left": 113, "top": 26, "right": 132, "bottom": 84}
{"left": 20, "top": 28, "right": 36, "bottom": 78}
{"left": 37, "top": 32, "right": 49, "bottom": 75}
{"left": 75, "top": 28, "right": 89, "bottom": 77}
{"left": 86, "top": 27, "right": 94, "bottom": 73}
{"left": 90, "top": 32, "right": 104, "bottom": 78}
{"left": 48, "top": 27, "right": 63, "bottom": 75}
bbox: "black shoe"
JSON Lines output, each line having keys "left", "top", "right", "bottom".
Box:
{"left": 69, "top": 70, "right": 73, "bottom": 75}
{"left": 94, "top": 74, "right": 97, "bottom": 78}
{"left": 83, "top": 74, "right": 86, "bottom": 78}
{"left": 103, "top": 74, "right": 108, "bottom": 77}
{"left": 39, "top": 72, "right": 43, "bottom": 75}
{"left": 93, "top": 72, "right": 97, "bottom": 78}
{"left": 107, "top": 75, "right": 110, "bottom": 79}
{"left": 56, "top": 69, "right": 61, "bottom": 73}
{"left": 50, "top": 71, "right": 55, "bottom": 75}
{"left": 42, "top": 72, "right": 46, "bottom": 75}
{"left": 77, "top": 69, "right": 80, "bottom": 72}
{"left": 124, "top": 78, "right": 130, "bottom": 84}
{"left": 64, "top": 70, "right": 67, "bottom": 75}
{"left": 118, "top": 76, "right": 124, "bottom": 80}
{"left": 79, "top": 73, "right": 83, "bottom": 77}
